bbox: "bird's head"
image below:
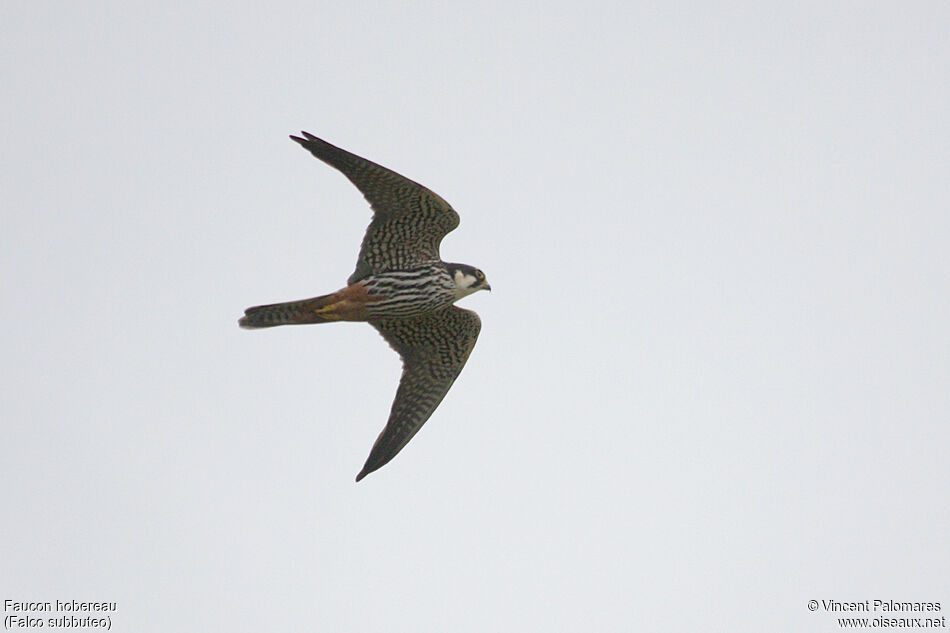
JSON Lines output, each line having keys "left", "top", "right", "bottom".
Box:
{"left": 448, "top": 263, "right": 491, "bottom": 299}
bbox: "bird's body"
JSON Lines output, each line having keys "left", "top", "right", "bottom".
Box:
{"left": 240, "top": 264, "right": 459, "bottom": 326}
{"left": 240, "top": 133, "right": 489, "bottom": 481}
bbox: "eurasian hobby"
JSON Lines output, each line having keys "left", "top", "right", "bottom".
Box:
{"left": 239, "top": 133, "right": 489, "bottom": 482}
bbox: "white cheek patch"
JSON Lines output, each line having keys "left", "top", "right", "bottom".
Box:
{"left": 454, "top": 270, "right": 476, "bottom": 288}
{"left": 453, "top": 270, "right": 479, "bottom": 299}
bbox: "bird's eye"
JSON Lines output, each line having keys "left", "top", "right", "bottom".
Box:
{"left": 476, "top": 270, "right": 484, "bottom": 279}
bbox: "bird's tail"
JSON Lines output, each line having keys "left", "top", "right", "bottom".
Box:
{"left": 239, "top": 293, "right": 339, "bottom": 328}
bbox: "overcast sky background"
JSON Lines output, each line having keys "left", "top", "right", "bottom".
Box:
{"left": 3, "top": 2, "right": 948, "bottom": 631}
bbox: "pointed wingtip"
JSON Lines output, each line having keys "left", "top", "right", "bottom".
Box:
{"left": 290, "top": 131, "right": 319, "bottom": 144}
{"left": 355, "top": 469, "right": 368, "bottom": 482}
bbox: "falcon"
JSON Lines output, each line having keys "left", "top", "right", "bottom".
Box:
{"left": 239, "top": 132, "right": 490, "bottom": 482}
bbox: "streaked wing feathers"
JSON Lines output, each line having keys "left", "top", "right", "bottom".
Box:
{"left": 358, "top": 306, "right": 481, "bottom": 481}
{"left": 290, "top": 132, "right": 460, "bottom": 284}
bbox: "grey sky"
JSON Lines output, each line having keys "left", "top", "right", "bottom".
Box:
{"left": 3, "top": 2, "right": 948, "bottom": 631}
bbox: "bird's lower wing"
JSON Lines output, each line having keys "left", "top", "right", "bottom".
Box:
{"left": 359, "top": 306, "right": 482, "bottom": 481}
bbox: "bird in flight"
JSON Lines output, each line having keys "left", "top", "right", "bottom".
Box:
{"left": 239, "top": 133, "right": 490, "bottom": 482}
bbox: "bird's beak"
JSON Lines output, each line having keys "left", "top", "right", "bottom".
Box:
{"left": 484, "top": 283, "right": 492, "bottom": 292}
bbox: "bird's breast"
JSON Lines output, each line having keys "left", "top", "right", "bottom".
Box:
{"left": 361, "top": 266, "right": 456, "bottom": 319}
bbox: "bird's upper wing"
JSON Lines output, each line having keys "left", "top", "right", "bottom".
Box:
{"left": 290, "top": 132, "right": 460, "bottom": 284}
{"left": 358, "top": 306, "right": 482, "bottom": 481}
